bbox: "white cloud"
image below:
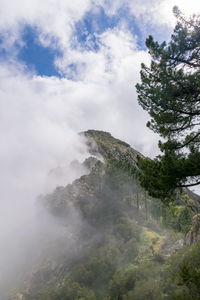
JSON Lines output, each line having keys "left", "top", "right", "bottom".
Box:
{"left": 0, "top": 61, "right": 92, "bottom": 295}
{"left": 0, "top": 0, "right": 92, "bottom": 52}
{"left": 100, "top": 0, "right": 200, "bottom": 24}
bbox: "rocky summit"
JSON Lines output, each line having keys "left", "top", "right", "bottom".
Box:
{"left": 83, "top": 130, "right": 143, "bottom": 166}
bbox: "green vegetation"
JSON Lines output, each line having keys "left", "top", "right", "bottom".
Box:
{"left": 9, "top": 130, "right": 200, "bottom": 300}
{"left": 136, "top": 8, "right": 200, "bottom": 199}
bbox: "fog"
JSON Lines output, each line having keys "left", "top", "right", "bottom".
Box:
{"left": 0, "top": 126, "right": 91, "bottom": 297}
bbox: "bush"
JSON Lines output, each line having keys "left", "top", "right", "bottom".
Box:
{"left": 124, "top": 278, "right": 162, "bottom": 300}
{"left": 73, "top": 245, "right": 120, "bottom": 288}
{"left": 109, "top": 269, "right": 136, "bottom": 300}
{"left": 114, "top": 217, "right": 141, "bottom": 242}
{"left": 122, "top": 238, "right": 139, "bottom": 263}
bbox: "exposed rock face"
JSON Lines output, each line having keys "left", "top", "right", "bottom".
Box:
{"left": 162, "top": 238, "right": 184, "bottom": 257}
{"left": 185, "top": 214, "right": 200, "bottom": 245}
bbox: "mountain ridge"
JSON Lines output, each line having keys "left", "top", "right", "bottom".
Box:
{"left": 8, "top": 130, "right": 200, "bottom": 300}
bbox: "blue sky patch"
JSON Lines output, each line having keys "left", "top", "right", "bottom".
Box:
{"left": 17, "top": 26, "right": 61, "bottom": 77}
{"left": 0, "top": 35, "right": 10, "bottom": 59}
{"left": 74, "top": 5, "right": 144, "bottom": 51}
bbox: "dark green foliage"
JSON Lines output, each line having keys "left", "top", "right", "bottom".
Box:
{"left": 36, "top": 280, "right": 96, "bottom": 300}
{"left": 73, "top": 245, "right": 120, "bottom": 288}
{"left": 162, "top": 242, "right": 200, "bottom": 300}
{"left": 124, "top": 278, "right": 162, "bottom": 300}
{"left": 121, "top": 238, "right": 139, "bottom": 264}
{"left": 160, "top": 202, "right": 192, "bottom": 233}
{"left": 137, "top": 153, "right": 186, "bottom": 199}
{"left": 114, "top": 216, "right": 141, "bottom": 242}
{"left": 174, "top": 263, "right": 200, "bottom": 299}
{"left": 106, "top": 242, "right": 200, "bottom": 300}
{"left": 176, "top": 206, "right": 193, "bottom": 233}
{"left": 147, "top": 193, "right": 193, "bottom": 234}
{"left": 136, "top": 8, "right": 200, "bottom": 199}
{"left": 109, "top": 260, "right": 164, "bottom": 300}
{"left": 108, "top": 269, "right": 136, "bottom": 300}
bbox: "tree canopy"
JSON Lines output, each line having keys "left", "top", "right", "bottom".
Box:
{"left": 136, "top": 7, "right": 200, "bottom": 200}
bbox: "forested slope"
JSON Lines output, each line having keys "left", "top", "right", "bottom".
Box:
{"left": 8, "top": 130, "right": 200, "bottom": 300}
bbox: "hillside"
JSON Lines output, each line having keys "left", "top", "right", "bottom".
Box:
{"left": 8, "top": 130, "right": 200, "bottom": 300}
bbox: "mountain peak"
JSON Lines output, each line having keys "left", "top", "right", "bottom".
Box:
{"left": 82, "top": 129, "right": 143, "bottom": 167}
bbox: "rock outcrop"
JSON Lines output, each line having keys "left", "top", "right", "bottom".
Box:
{"left": 83, "top": 130, "right": 144, "bottom": 166}
{"left": 185, "top": 214, "right": 200, "bottom": 245}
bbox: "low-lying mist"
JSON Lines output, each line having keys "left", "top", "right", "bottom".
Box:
{"left": 0, "top": 130, "right": 90, "bottom": 297}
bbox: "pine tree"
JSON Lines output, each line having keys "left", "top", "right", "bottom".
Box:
{"left": 136, "top": 7, "right": 200, "bottom": 200}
